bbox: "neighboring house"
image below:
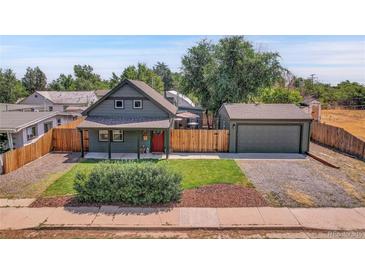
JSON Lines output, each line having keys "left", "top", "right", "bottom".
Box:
{"left": 165, "top": 90, "right": 205, "bottom": 128}
{"left": 0, "top": 103, "right": 44, "bottom": 112}
{"left": 218, "top": 103, "right": 312, "bottom": 153}
{"left": 77, "top": 79, "right": 177, "bottom": 158}
{"left": 19, "top": 91, "right": 98, "bottom": 113}
{"left": 0, "top": 111, "right": 76, "bottom": 151}
{"left": 94, "top": 89, "right": 109, "bottom": 99}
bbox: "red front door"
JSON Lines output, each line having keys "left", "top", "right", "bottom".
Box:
{"left": 151, "top": 131, "right": 164, "bottom": 153}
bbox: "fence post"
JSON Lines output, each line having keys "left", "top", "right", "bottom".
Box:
{"left": 80, "top": 129, "right": 84, "bottom": 158}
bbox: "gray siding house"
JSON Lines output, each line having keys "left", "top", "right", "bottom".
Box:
{"left": 0, "top": 111, "right": 75, "bottom": 151}
{"left": 78, "top": 79, "right": 177, "bottom": 158}
{"left": 218, "top": 103, "right": 312, "bottom": 153}
{"left": 20, "top": 91, "right": 98, "bottom": 113}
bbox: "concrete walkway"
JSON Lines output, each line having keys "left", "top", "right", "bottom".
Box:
{"left": 1, "top": 205, "right": 365, "bottom": 231}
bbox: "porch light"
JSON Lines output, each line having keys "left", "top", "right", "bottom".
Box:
{"left": 143, "top": 131, "right": 148, "bottom": 141}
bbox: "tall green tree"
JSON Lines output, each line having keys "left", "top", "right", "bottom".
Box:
{"left": 48, "top": 74, "right": 75, "bottom": 90}
{"left": 120, "top": 63, "right": 164, "bottom": 92}
{"left": 21, "top": 66, "right": 47, "bottom": 92}
{"left": 181, "top": 39, "right": 214, "bottom": 110}
{"left": 109, "top": 72, "right": 121, "bottom": 88}
{"left": 73, "top": 65, "right": 109, "bottom": 90}
{"left": 181, "top": 36, "right": 283, "bottom": 112}
{"left": 0, "top": 69, "right": 27, "bottom": 103}
{"left": 153, "top": 62, "right": 173, "bottom": 91}
{"left": 257, "top": 87, "right": 303, "bottom": 104}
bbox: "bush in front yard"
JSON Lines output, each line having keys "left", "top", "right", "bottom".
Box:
{"left": 74, "top": 161, "right": 182, "bottom": 205}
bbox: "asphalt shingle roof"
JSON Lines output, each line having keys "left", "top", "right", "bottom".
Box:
{"left": 222, "top": 103, "right": 312, "bottom": 120}
{"left": 77, "top": 116, "right": 171, "bottom": 129}
{"left": 0, "top": 111, "right": 74, "bottom": 132}
{"left": 37, "top": 91, "right": 97, "bottom": 104}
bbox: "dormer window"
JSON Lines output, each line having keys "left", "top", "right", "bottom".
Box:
{"left": 133, "top": 99, "right": 142, "bottom": 109}
{"left": 114, "top": 100, "right": 124, "bottom": 109}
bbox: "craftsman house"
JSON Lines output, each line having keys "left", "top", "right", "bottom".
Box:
{"left": 77, "top": 79, "right": 177, "bottom": 158}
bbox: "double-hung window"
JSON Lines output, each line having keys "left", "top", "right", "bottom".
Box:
{"left": 114, "top": 100, "right": 124, "bottom": 109}
{"left": 98, "top": 130, "right": 109, "bottom": 141}
{"left": 26, "top": 126, "right": 37, "bottom": 140}
{"left": 112, "top": 130, "right": 124, "bottom": 142}
{"left": 133, "top": 99, "right": 142, "bottom": 109}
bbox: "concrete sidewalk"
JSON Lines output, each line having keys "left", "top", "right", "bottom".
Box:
{"left": 1, "top": 205, "right": 365, "bottom": 231}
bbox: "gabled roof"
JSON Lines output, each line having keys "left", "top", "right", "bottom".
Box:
{"left": 221, "top": 103, "right": 312, "bottom": 120}
{"left": 0, "top": 111, "right": 76, "bottom": 133}
{"left": 36, "top": 91, "right": 97, "bottom": 105}
{"left": 94, "top": 89, "right": 109, "bottom": 98}
{"left": 82, "top": 79, "right": 177, "bottom": 116}
{"left": 77, "top": 117, "right": 171, "bottom": 129}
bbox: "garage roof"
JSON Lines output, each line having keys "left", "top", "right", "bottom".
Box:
{"left": 221, "top": 103, "right": 312, "bottom": 120}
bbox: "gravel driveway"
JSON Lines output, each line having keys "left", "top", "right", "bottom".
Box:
{"left": 0, "top": 152, "right": 80, "bottom": 198}
{"left": 237, "top": 144, "right": 365, "bottom": 207}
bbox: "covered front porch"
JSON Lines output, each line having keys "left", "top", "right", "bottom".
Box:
{"left": 77, "top": 116, "right": 172, "bottom": 160}
{"left": 84, "top": 152, "right": 167, "bottom": 160}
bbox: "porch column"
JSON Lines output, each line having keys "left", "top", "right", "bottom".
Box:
{"left": 108, "top": 129, "right": 112, "bottom": 159}
{"left": 6, "top": 132, "right": 14, "bottom": 150}
{"left": 79, "top": 129, "right": 84, "bottom": 158}
{"left": 165, "top": 128, "right": 170, "bottom": 159}
{"left": 137, "top": 131, "right": 140, "bottom": 160}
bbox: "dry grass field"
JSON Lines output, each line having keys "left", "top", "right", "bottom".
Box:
{"left": 321, "top": 109, "right": 365, "bottom": 141}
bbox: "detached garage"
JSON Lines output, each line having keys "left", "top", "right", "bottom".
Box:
{"left": 218, "top": 104, "right": 312, "bottom": 153}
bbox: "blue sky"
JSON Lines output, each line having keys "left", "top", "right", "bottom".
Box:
{"left": 1, "top": 35, "right": 364, "bottom": 85}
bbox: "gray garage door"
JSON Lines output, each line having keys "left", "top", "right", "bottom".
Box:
{"left": 237, "top": 124, "right": 301, "bottom": 153}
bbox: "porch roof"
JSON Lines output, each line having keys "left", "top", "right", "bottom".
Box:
{"left": 77, "top": 116, "right": 171, "bottom": 129}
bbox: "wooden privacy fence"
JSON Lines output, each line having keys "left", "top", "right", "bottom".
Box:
{"left": 53, "top": 128, "right": 88, "bottom": 152}
{"left": 2, "top": 129, "right": 54, "bottom": 174}
{"left": 170, "top": 129, "right": 229, "bottom": 152}
{"left": 57, "top": 117, "right": 85, "bottom": 129}
{"left": 1, "top": 118, "right": 87, "bottom": 174}
{"left": 311, "top": 121, "right": 365, "bottom": 160}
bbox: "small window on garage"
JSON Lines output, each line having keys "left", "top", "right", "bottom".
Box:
{"left": 114, "top": 100, "right": 124, "bottom": 109}
{"left": 112, "top": 130, "right": 124, "bottom": 142}
{"left": 98, "top": 130, "right": 109, "bottom": 142}
{"left": 48, "top": 106, "right": 53, "bottom": 111}
{"left": 57, "top": 118, "right": 62, "bottom": 126}
{"left": 133, "top": 99, "right": 142, "bottom": 109}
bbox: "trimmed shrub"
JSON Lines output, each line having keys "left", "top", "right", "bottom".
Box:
{"left": 74, "top": 161, "right": 182, "bottom": 205}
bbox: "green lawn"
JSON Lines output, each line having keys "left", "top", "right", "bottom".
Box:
{"left": 42, "top": 159, "right": 251, "bottom": 197}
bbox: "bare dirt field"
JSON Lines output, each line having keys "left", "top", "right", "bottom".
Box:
{"left": 321, "top": 109, "right": 365, "bottom": 141}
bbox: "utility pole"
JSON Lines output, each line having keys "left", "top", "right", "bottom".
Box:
{"left": 310, "top": 74, "right": 316, "bottom": 86}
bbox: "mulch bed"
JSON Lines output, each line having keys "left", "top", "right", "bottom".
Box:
{"left": 30, "top": 184, "right": 268, "bottom": 208}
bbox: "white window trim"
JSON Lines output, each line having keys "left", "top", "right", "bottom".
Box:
{"left": 114, "top": 99, "right": 124, "bottom": 109}
{"left": 112, "top": 130, "right": 124, "bottom": 142}
{"left": 26, "top": 126, "right": 37, "bottom": 141}
{"left": 133, "top": 99, "right": 143, "bottom": 109}
{"left": 98, "top": 130, "right": 109, "bottom": 142}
